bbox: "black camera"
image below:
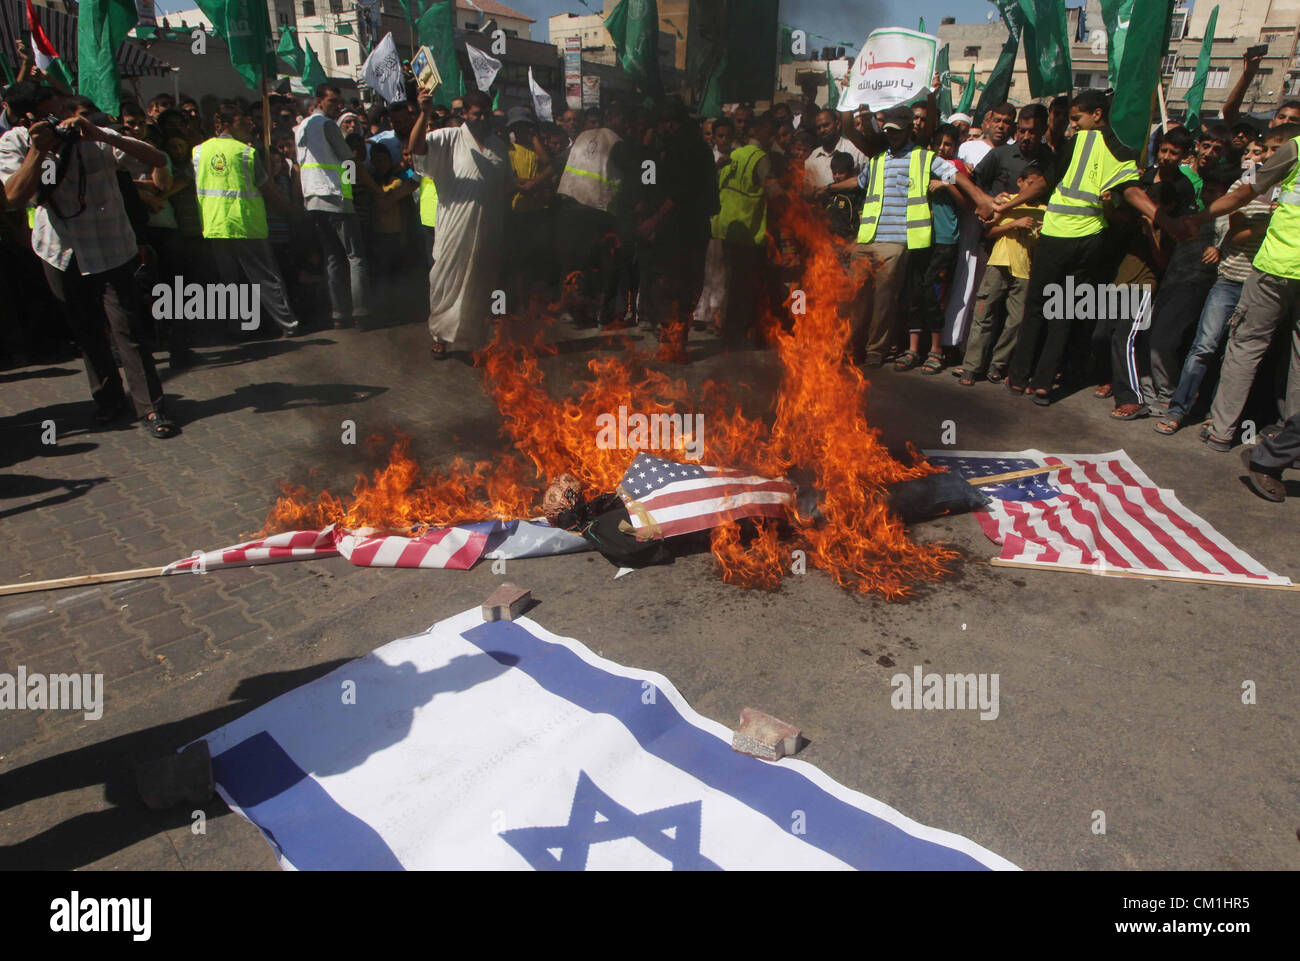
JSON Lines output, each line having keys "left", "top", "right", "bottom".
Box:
{"left": 43, "top": 115, "right": 81, "bottom": 144}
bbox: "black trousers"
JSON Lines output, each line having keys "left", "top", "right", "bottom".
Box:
{"left": 42, "top": 254, "right": 164, "bottom": 417}
{"left": 1008, "top": 231, "right": 1111, "bottom": 391}
{"left": 638, "top": 220, "right": 709, "bottom": 333}
{"left": 1251, "top": 411, "right": 1300, "bottom": 472}
{"left": 555, "top": 201, "right": 620, "bottom": 323}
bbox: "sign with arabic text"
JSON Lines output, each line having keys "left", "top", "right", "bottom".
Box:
{"left": 838, "top": 27, "right": 938, "bottom": 113}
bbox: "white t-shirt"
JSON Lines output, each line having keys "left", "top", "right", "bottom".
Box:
{"left": 804, "top": 136, "right": 869, "bottom": 188}
{"left": 958, "top": 139, "right": 994, "bottom": 169}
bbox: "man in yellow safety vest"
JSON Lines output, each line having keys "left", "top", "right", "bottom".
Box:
{"left": 193, "top": 102, "right": 299, "bottom": 336}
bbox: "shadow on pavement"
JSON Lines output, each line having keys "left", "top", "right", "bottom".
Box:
{"left": 165, "top": 381, "right": 389, "bottom": 427}
{"left": 0, "top": 475, "right": 109, "bottom": 520}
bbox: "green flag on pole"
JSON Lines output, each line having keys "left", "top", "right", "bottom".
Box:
{"left": 974, "top": 25, "right": 1019, "bottom": 124}
{"left": 1183, "top": 5, "right": 1218, "bottom": 131}
{"left": 302, "top": 37, "right": 328, "bottom": 89}
{"left": 935, "top": 43, "right": 953, "bottom": 118}
{"left": 918, "top": 17, "right": 925, "bottom": 32}
{"left": 824, "top": 64, "right": 838, "bottom": 111}
{"left": 492, "top": 89, "right": 500, "bottom": 111}
{"left": 780, "top": 24, "right": 794, "bottom": 65}
{"left": 1013, "top": 0, "right": 1071, "bottom": 97}
{"left": 222, "top": 0, "right": 277, "bottom": 90}
{"left": 604, "top": 0, "right": 663, "bottom": 98}
{"left": 77, "top": 0, "right": 136, "bottom": 115}
{"left": 1103, "top": 0, "right": 1177, "bottom": 151}
{"left": 955, "top": 62, "right": 977, "bottom": 114}
{"left": 416, "top": 0, "right": 465, "bottom": 108}
{"left": 0, "top": 44, "right": 13, "bottom": 86}
{"left": 277, "top": 25, "right": 306, "bottom": 75}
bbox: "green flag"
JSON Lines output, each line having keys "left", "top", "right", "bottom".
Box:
{"left": 918, "top": 17, "right": 925, "bottom": 32}
{"left": 974, "top": 22, "right": 1020, "bottom": 124}
{"left": 0, "top": 44, "right": 13, "bottom": 86}
{"left": 1103, "top": 0, "right": 1177, "bottom": 150}
{"left": 492, "top": 89, "right": 499, "bottom": 111}
{"left": 780, "top": 24, "right": 794, "bottom": 65}
{"left": 1014, "top": 0, "right": 1071, "bottom": 97}
{"left": 277, "top": 25, "right": 305, "bottom": 75}
{"left": 934, "top": 43, "right": 953, "bottom": 118}
{"left": 1183, "top": 5, "right": 1217, "bottom": 131}
{"left": 228, "top": 0, "right": 278, "bottom": 89}
{"left": 955, "top": 63, "right": 976, "bottom": 114}
{"left": 416, "top": 0, "right": 465, "bottom": 108}
{"left": 302, "top": 37, "right": 328, "bottom": 90}
{"left": 77, "top": 0, "right": 136, "bottom": 115}
{"left": 824, "top": 64, "right": 838, "bottom": 111}
{"left": 604, "top": 0, "right": 662, "bottom": 98}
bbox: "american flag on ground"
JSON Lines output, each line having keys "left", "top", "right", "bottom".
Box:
{"left": 162, "top": 520, "right": 586, "bottom": 575}
{"left": 924, "top": 449, "right": 1292, "bottom": 587}
{"left": 617, "top": 453, "right": 795, "bottom": 539}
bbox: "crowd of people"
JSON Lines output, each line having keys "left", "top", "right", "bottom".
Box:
{"left": 1, "top": 49, "right": 1298, "bottom": 499}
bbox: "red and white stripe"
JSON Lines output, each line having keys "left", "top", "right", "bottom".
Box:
{"left": 25, "top": 0, "right": 59, "bottom": 69}
{"left": 966, "top": 450, "right": 1291, "bottom": 586}
{"left": 623, "top": 467, "right": 795, "bottom": 539}
{"left": 163, "top": 524, "right": 489, "bottom": 574}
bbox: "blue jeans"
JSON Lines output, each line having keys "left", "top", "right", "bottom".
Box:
{"left": 1166, "top": 277, "right": 1242, "bottom": 420}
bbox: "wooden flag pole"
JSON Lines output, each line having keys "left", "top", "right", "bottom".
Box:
{"left": 967, "top": 465, "right": 1064, "bottom": 486}
{"left": 989, "top": 558, "right": 1300, "bottom": 591}
{"left": 0, "top": 566, "right": 169, "bottom": 598}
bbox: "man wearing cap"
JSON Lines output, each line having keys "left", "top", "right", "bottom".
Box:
{"left": 825, "top": 104, "right": 996, "bottom": 368}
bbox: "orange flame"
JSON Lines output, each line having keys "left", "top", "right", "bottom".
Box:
{"left": 262, "top": 165, "right": 955, "bottom": 598}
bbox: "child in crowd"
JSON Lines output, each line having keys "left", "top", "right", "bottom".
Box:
{"left": 368, "top": 146, "right": 417, "bottom": 282}
{"left": 955, "top": 163, "right": 1047, "bottom": 385}
{"left": 823, "top": 150, "right": 861, "bottom": 240}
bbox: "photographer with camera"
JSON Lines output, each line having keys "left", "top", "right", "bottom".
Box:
{"left": 0, "top": 82, "right": 179, "bottom": 438}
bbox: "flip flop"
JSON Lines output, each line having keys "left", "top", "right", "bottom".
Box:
{"left": 1032, "top": 388, "right": 1051, "bottom": 406}
{"left": 1110, "top": 403, "right": 1149, "bottom": 420}
{"left": 1093, "top": 383, "right": 1113, "bottom": 399}
{"left": 1153, "top": 417, "right": 1181, "bottom": 435}
{"left": 893, "top": 350, "right": 922, "bottom": 371}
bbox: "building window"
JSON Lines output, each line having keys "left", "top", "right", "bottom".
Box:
{"left": 329, "top": 0, "right": 341, "bottom": 11}
{"left": 963, "top": 45, "right": 980, "bottom": 58}
{"left": 336, "top": 49, "right": 349, "bottom": 66}
{"left": 1205, "top": 66, "right": 1229, "bottom": 88}
{"left": 1173, "top": 68, "right": 1195, "bottom": 88}
{"left": 1286, "top": 72, "right": 1300, "bottom": 96}
{"left": 1161, "top": 54, "right": 1177, "bottom": 75}
{"left": 1169, "top": 9, "right": 1187, "bottom": 41}
{"left": 302, "top": 0, "right": 314, "bottom": 16}
{"left": 1073, "top": 72, "right": 1092, "bottom": 89}
{"left": 278, "top": 12, "right": 289, "bottom": 26}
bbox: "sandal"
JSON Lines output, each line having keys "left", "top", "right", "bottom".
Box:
{"left": 958, "top": 369, "right": 978, "bottom": 387}
{"left": 1006, "top": 379, "right": 1027, "bottom": 395}
{"left": 142, "top": 411, "right": 180, "bottom": 439}
{"left": 1093, "top": 383, "right": 1113, "bottom": 399}
{"left": 1032, "top": 388, "right": 1051, "bottom": 406}
{"left": 919, "top": 352, "right": 944, "bottom": 374}
{"left": 430, "top": 339, "right": 448, "bottom": 360}
{"left": 1153, "top": 417, "right": 1181, "bottom": 435}
{"left": 986, "top": 367, "right": 1006, "bottom": 384}
{"left": 893, "top": 349, "right": 922, "bottom": 371}
{"left": 1203, "top": 430, "right": 1233, "bottom": 452}
{"left": 1110, "top": 403, "right": 1149, "bottom": 420}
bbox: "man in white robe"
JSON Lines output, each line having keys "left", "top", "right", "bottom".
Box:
{"left": 409, "top": 90, "right": 514, "bottom": 355}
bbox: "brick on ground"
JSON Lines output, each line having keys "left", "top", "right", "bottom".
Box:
{"left": 731, "top": 707, "right": 804, "bottom": 761}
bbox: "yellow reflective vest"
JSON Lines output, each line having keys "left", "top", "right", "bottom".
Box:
{"left": 1253, "top": 135, "right": 1300, "bottom": 281}
{"left": 193, "top": 137, "right": 268, "bottom": 240}
{"left": 711, "top": 144, "right": 767, "bottom": 246}
{"left": 856, "top": 146, "right": 935, "bottom": 249}
{"left": 1041, "top": 128, "right": 1139, "bottom": 239}
{"left": 419, "top": 176, "right": 438, "bottom": 227}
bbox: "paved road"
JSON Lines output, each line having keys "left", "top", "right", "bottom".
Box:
{"left": 1, "top": 304, "right": 1296, "bottom": 870}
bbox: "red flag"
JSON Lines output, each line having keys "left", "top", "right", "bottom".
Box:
{"left": 25, "top": 0, "right": 61, "bottom": 63}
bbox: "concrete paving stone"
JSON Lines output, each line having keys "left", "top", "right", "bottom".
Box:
{"left": 117, "top": 586, "right": 173, "bottom": 623}
{"left": 77, "top": 617, "right": 141, "bottom": 653}
{"left": 121, "top": 531, "right": 185, "bottom": 559}
{"left": 60, "top": 597, "right": 117, "bottom": 629}
{"left": 0, "top": 710, "right": 42, "bottom": 757}
{"left": 59, "top": 518, "right": 111, "bottom": 542}
{"left": 253, "top": 601, "right": 306, "bottom": 635}
{"left": 18, "top": 537, "right": 73, "bottom": 564}
{"left": 135, "top": 611, "right": 202, "bottom": 650}
{"left": 4, "top": 620, "right": 79, "bottom": 655}
{"left": 153, "top": 634, "right": 220, "bottom": 675}
{"left": 225, "top": 575, "right": 291, "bottom": 616}
{"left": 73, "top": 532, "right": 126, "bottom": 560}
{"left": 193, "top": 606, "right": 261, "bottom": 643}
{"left": 89, "top": 499, "right": 142, "bottom": 523}
{"left": 89, "top": 640, "right": 161, "bottom": 683}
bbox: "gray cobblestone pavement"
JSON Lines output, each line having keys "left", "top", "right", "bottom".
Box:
{"left": 1, "top": 304, "right": 1296, "bottom": 870}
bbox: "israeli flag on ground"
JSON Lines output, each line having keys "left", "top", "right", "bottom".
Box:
{"left": 202, "top": 609, "right": 1016, "bottom": 870}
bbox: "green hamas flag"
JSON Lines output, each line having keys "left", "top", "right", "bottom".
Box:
{"left": 780, "top": 24, "right": 794, "bottom": 65}
{"left": 1183, "top": 4, "right": 1218, "bottom": 131}
{"left": 918, "top": 17, "right": 925, "bottom": 32}
{"left": 824, "top": 64, "right": 838, "bottom": 111}
{"left": 224, "top": 0, "right": 278, "bottom": 89}
{"left": 417, "top": 0, "right": 465, "bottom": 108}
{"left": 1104, "top": 0, "right": 1177, "bottom": 150}
{"left": 0, "top": 44, "right": 13, "bottom": 86}
{"left": 974, "top": 22, "right": 1019, "bottom": 124}
{"left": 302, "top": 37, "right": 328, "bottom": 89}
{"left": 1013, "top": 0, "right": 1071, "bottom": 97}
{"left": 277, "top": 25, "right": 306, "bottom": 76}
{"left": 77, "top": 0, "right": 136, "bottom": 115}
{"left": 935, "top": 43, "right": 953, "bottom": 118}
{"left": 955, "top": 62, "right": 976, "bottom": 114}
{"left": 605, "top": 0, "right": 662, "bottom": 98}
